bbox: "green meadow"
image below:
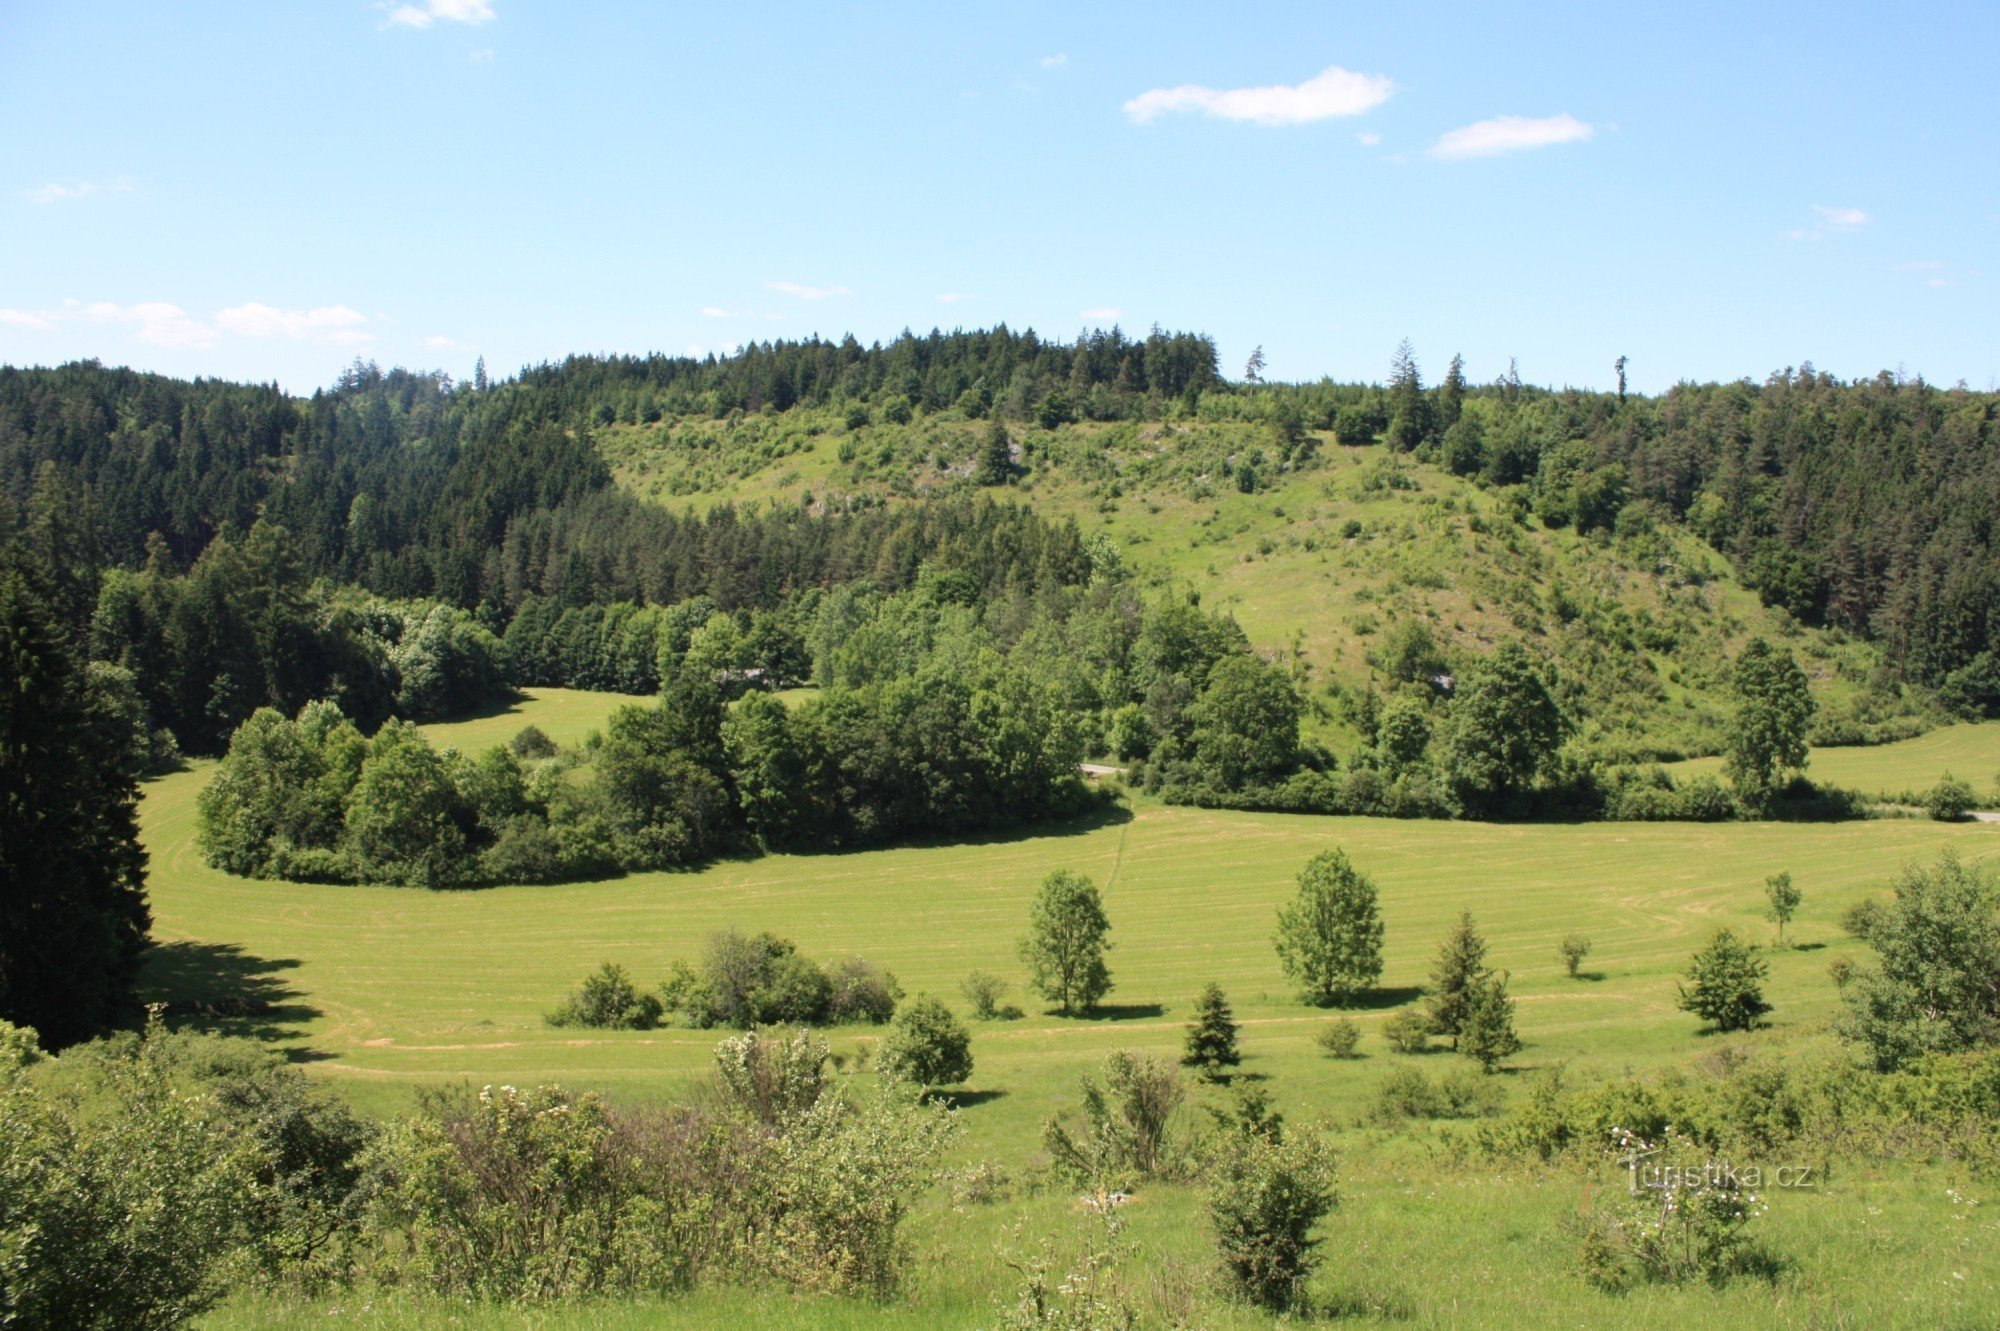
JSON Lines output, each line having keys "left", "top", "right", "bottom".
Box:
{"left": 1664, "top": 721, "right": 2000, "bottom": 806}
{"left": 138, "top": 690, "right": 2000, "bottom": 1328}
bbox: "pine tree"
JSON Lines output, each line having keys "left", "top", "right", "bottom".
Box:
{"left": 1182, "top": 981, "right": 1242, "bottom": 1081}
{"left": 976, "top": 418, "right": 1014, "bottom": 485}
{"left": 1386, "top": 339, "right": 1427, "bottom": 450}
{"left": 1438, "top": 352, "right": 1467, "bottom": 431}
{"left": 1425, "top": 910, "right": 1489, "bottom": 1047}
{"left": 1458, "top": 972, "right": 1521, "bottom": 1072}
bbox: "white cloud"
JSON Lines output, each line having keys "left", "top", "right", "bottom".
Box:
{"left": 1928, "top": 277, "right": 1954, "bottom": 288}
{"left": 216, "top": 302, "right": 372, "bottom": 345}
{"left": 469, "top": 47, "right": 494, "bottom": 61}
{"left": 385, "top": 0, "right": 494, "bottom": 29}
{"left": 1355, "top": 132, "right": 1381, "bottom": 147}
{"left": 1812, "top": 204, "right": 1870, "bottom": 229}
{"left": 75, "top": 301, "right": 218, "bottom": 349}
{"left": 1429, "top": 113, "right": 1593, "bottom": 159}
{"left": 423, "top": 334, "right": 467, "bottom": 349}
{"left": 0, "top": 308, "right": 54, "bottom": 330}
{"left": 765, "top": 280, "right": 852, "bottom": 300}
{"left": 21, "top": 179, "right": 132, "bottom": 205}
{"left": 1124, "top": 63, "right": 1392, "bottom": 126}
{"left": 935, "top": 292, "right": 968, "bottom": 304}
{"left": 1080, "top": 306, "right": 1123, "bottom": 321}
{"left": 1039, "top": 52, "right": 1068, "bottom": 69}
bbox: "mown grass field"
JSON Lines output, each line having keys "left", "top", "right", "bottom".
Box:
{"left": 141, "top": 691, "right": 2000, "bottom": 1327}
{"left": 1664, "top": 722, "right": 2000, "bottom": 806}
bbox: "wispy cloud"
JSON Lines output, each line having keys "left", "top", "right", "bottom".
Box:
{"left": 215, "top": 303, "right": 371, "bottom": 344}
{"left": 1812, "top": 204, "right": 1870, "bottom": 230}
{"left": 385, "top": 0, "right": 494, "bottom": 30}
{"left": 1039, "top": 52, "right": 1068, "bottom": 69}
{"left": 1429, "top": 113, "right": 1593, "bottom": 159}
{"left": 21, "top": 179, "right": 132, "bottom": 205}
{"left": 0, "top": 298, "right": 373, "bottom": 350}
{"left": 1124, "top": 64, "right": 1393, "bottom": 126}
{"left": 1080, "top": 306, "right": 1123, "bottom": 321}
{"left": 936, "top": 292, "right": 969, "bottom": 304}
{"left": 765, "top": 280, "right": 852, "bottom": 300}
{"left": 1355, "top": 132, "right": 1381, "bottom": 147}
{"left": 423, "top": 334, "right": 468, "bottom": 349}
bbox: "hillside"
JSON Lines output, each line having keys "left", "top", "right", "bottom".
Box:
{"left": 598, "top": 408, "right": 1911, "bottom": 761}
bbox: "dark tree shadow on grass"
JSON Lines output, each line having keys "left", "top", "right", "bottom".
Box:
{"left": 1081, "top": 1002, "right": 1167, "bottom": 1022}
{"left": 139, "top": 940, "right": 330, "bottom": 1061}
{"left": 936, "top": 1088, "right": 1009, "bottom": 1110}
{"left": 1321, "top": 986, "right": 1425, "bottom": 1012}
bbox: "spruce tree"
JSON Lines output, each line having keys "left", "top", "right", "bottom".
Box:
{"left": 1678, "top": 930, "right": 1770, "bottom": 1032}
{"left": 1458, "top": 972, "right": 1521, "bottom": 1072}
{"left": 1182, "top": 981, "right": 1242, "bottom": 1081}
{"left": 1425, "top": 910, "right": 1489, "bottom": 1047}
{"left": 1438, "top": 352, "right": 1467, "bottom": 431}
{"left": 976, "top": 418, "right": 1014, "bottom": 485}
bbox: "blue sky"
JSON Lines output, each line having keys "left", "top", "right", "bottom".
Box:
{"left": 3, "top": 1, "right": 1993, "bottom": 393}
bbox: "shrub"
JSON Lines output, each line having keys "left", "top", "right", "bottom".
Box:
{"left": 1382, "top": 1008, "right": 1431, "bottom": 1054}
{"left": 661, "top": 930, "right": 897, "bottom": 1029}
{"left": 824, "top": 956, "right": 903, "bottom": 1024}
{"left": 509, "top": 724, "right": 558, "bottom": 759}
{"left": 1841, "top": 851, "right": 2000, "bottom": 1070}
{"left": 878, "top": 995, "right": 973, "bottom": 1090}
{"left": 547, "top": 962, "right": 665, "bottom": 1030}
{"left": 1315, "top": 1018, "right": 1362, "bottom": 1059}
{"left": 960, "top": 969, "right": 1009, "bottom": 1020}
{"left": 1372, "top": 1065, "right": 1504, "bottom": 1121}
{"left": 1560, "top": 934, "right": 1593, "bottom": 977}
{"left": 1842, "top": 897, "right": 1883, "bottom": 940}
{"left": 995, "top": 1209, "right": 1139, "bottom": 1330}
{"left": 1573, "top": 1128, "right": 1770, "bottom": 1290}
{"left": 1207, "top": 1127, "right": 1338, "bottom": 1311}
{"left": 714, "top": 1027, "right": 830, "bottom": 1124}
{"left": 1043, "top": 1052, "right": 1187, "bottom": 1187}
{"left": 1926, "top": 774, "right": 1976, "bottom": 822}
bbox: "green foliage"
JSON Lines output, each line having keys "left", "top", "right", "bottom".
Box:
{"left": 0, "top": 542, "right": 151, "bottom": 1048}
{"left": 662, "top": 930, "right": 897, "bottom": 1029}
{"left": 1763, "top": 871, "right": 1802, "bottom": 944}
{"left": 0, "top": 1016, "right": 262, "bottom": 1328}
{"left": 1560, "top": 933, "right": 1593, "bottom": 977}
{"left": 547, "top": 962, "right": 666, "bottom": 1030}
{"left": 1182, "top": 655, "right": 1302, "bottom": 791}
{"left": 1678, "top": 930, "right": 1770, "bottom": 1032}
{"left": 1574, "top": 1128, "right": 1770, "bottom": 1291}
{"left": 1042, "top": 1052, "right": 1187, "bottom": 1187}
{"left": 995, "top": 1210, "right": 1140, "bottom": 1331}
{"left": 1372, "top": 1064, "right": 1504, "bottom": 1120}
{"left": 1926, "top": 773, "right": 1976, "bottom": 821}
{"left": 960, "top": 969, "right": 1009, "bottom": 1020}
{"left": 1274, "top": 849, "right": 1384, "bottom": 1006}
{"left": 714, "top": 1026, "right": 831, "bottom": 1123}
{"left": 1458, "top": 972, "right": 1523, "bottom": 1072}
{"left": 1314, "top": 1017, "right": 1362, "bottom": 1059}
{"left": 1020, "top": 870, "right": 1114, "bottom": 1017}
{"left": 1425, "top": 910, "right": 1490, "bottom": 1046}
{"left": 1382, "top": 1008, "right": 1431, "bottom": 1054}
{"left": 1440, "top": 641, "right": 1567, "bottom": 815}
{"left": 1725, "top": 638, "right": 1815, "bottom": 806}
{"left": 878, "top": 995, "right": 973, "bottom": 1089}
{"left": 1180, "top": 982, "right": 1241, "bottom": 1081}
{"left": 1842, "top": 851, "right": 2000, "bottom": 1070}
{"left": 1206, "top": 1126, "right": 1338, "bottom": 1311}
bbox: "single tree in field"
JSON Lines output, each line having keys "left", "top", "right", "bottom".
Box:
{"left": 1559, "top": 934, "right": 1593, "bottom": 978}
{"left": 1724, "top": 639, "right": 1814, "bottom": 808}
{"left": 1243, "top": 345, "right": 1267, "bottom": 384}
{"left": 1678, "top": 929, "right": 1770, "bottom": 1033}
{"left": 975, "top": 418, "right": 1013, "bottom": 485}
{"left": 1764, "top": 872, "right": 1802, "bottom": 946}
{"left": 1275, "top": 849, "right": 1384, "bottom": 1006}
{"left": 1425, "top": 910, "right": 1489, "bottom": 1048}
{"left": 960, "top": 969, "right": 1008, "bottom": 1020}
{"left": 1020, "top": 869, "right": 1113, "bottom": 1016}
{"left": 1458, "top": 972, "right": 1521, "bottom": 1073}
{"left": 878, "top": 994, "right": 974, "bottom": 1090}
{"left": 1182, "top": 981, "right": 1242, "bottom": 1081}
{"left": 1614, "top": 354, "right": 1629, "bottom": 403}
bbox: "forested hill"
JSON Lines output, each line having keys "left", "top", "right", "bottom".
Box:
{"left": 3, "top": 333, "right": 1998, "bottom": 757}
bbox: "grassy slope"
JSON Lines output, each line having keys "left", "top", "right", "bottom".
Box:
{"left": 598, "top": 413, "right": 1899, "bottom": 758}
{"left": 1666, "top": 722, "right": 2000, "bottom": 805}
{"left": 145, "top": 692, "right": 2000, "bottom": 1327}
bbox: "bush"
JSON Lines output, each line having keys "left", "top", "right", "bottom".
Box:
{"left": 1841, "top": 851, "right": 2000, "bottom": 1070}
{"left": 1207, "top": 1127, "right": 1338, "bottom": 1311}
{"left": 1315, "top": 1018, "right": 1362, "bottom": 1059}
{"left": 662, "top": 930, "right": 897, "bottom": 1028}
{"left": 1043, "top": 1052, "right": 1187, "bottom": 1187}
{"left": 509, "top": 724, "right": 558, "bottom": 759}
{"left": 878, "top": 995, "right": 974, "bottom": 1090}
{"left": 1382, "top": 1008, "right": 1430, "bottom": 1054}
{"left": 1926, "top": 774, "right": 1976, "bottom": 822}
{"left": 547, "top": 962, "right": 665, "bottom": 1030}
{"left": 714, "top": 1026, "right": 830, "bottom": 1124}
{"left": 1372, "top": 1065, "right": 1504, "bottom": 1121}
{"left": 824, "top": 956, "right": 903, "bottom": 1024}
{"left": 1573, "top": 1128, "right": 1771, "bottom": 1290}
{"left": 960, "top": 969, "right": 1009, "bottom": 1020}
{"left": 1678, "top": 930, "right": 1769, "bottom": 1032}
{"left": 1560, "top": 934, "right": 1593, "bottom": 977}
